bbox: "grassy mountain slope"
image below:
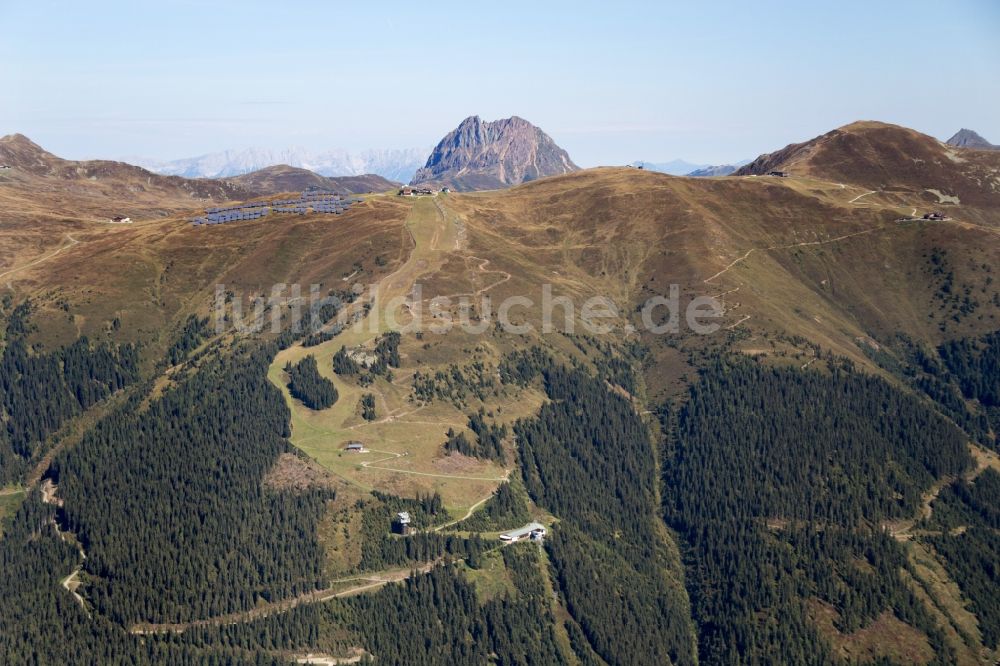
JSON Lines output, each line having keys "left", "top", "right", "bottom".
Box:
{"left": 1, "top": 123, "right": 999, "bottom": 664}
{"left": 446, "top": 160, "right": 999, "bottom": 372}
{"left": 736, "top": 121, "right": 1000, "bottom": 216}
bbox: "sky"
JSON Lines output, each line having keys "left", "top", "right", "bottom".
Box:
{"left": 1, "top": 0, "right": 998, "bottom": 167}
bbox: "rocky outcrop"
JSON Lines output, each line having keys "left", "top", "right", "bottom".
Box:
{"left": 410, "top": 115, "right": 578, "bottom": 191}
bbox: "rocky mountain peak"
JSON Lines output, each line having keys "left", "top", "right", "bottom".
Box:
{"left": 946, "top": 128, "right": 999, "bottom": 150}
{"left": 411, "top": 115, "right": 578, "bottom": 191}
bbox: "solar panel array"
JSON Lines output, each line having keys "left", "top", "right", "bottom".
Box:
{"left": 191, "top": 189, "right": 364, "bottom": 226}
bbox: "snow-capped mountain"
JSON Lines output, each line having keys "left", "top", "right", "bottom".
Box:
{"left": 126, "top": 147, "right": 430, "bottom": 183}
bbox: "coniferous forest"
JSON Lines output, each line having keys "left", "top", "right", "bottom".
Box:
{"left": 52, "top": 344, "right": 330, "bottom": 625}
{"left": 442, "top": 409, "right": 507, "bottom": 463}
{"left": 0, "top": 339, "right": 306, "bottom": 663}
{"left": 0, "top": 302, "right": 139, "bottom": 484}
{"left": 919, "top": 467, "right": 1000, "bottom": 649}
{"left": 662, "top": 359, "right": 970, "bottom": 664}
{"left": 515, "top": 359, "right": 698, "bottom": 666}
{"left": 1, "top": 282, "right": 998, "bottom": 665}
{"left": 451, "top": 481, "right": 529, "bottom": 532}
{"left": 286, "top": 354, "right": 339, "bottom": 409}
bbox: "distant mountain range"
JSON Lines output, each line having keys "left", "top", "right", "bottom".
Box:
{"left": 0, "top": 133, "right": 253, "bottom": 205}
{"left": 127, "top": 146, "right": 429, "bottom": 182}
{"left": 630, "top": 159, "right": 707, "bottom": 175}
{"left": 632, "top": 158, "right": 751, "bottom": 177}
{"left": 0, "top": 133, "right": 394, "bottom": 225}
{"left": 411, "top": 115, "right": 578, "bottom": 191}
{"left": 685, "top": 163, "right": 743, "bottom": 177}
{"left": 945, "top": 128, "right": 999, "bottom": 151}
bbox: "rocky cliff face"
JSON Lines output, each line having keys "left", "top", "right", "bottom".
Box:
{"left": 410, "top": 116, "right": 578, "bottom": 190}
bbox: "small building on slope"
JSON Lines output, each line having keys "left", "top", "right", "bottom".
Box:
{"left": 393, "top": 511, "right": 412, "bottom": 535}
{"left": 499, "top": 522, "right": 546, "bottom": 543}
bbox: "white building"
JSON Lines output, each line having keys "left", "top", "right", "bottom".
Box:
{"left": 499, "top": 522, "right": 546, "bottom": 543}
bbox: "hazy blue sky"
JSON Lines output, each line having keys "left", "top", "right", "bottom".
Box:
{"left": 2, "top": 0, "right": 998, "bottom": 166}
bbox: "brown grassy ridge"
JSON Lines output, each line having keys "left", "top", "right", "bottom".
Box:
{"left": 0, "top": 188, "right": 410, "bottom": 351}
{"left": 7, "top": 120, "right": 998, "bottom": 360}
{"left": 444, "top": 162, "right": 999, "bottom": 363}
{"left": 737, "top": 121, "right": 1000, "bottom": 218}
{"left": 4, "top": 122, "right": 998, "bottom": 413}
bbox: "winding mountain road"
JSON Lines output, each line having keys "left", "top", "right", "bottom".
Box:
{"left": 432, "top": 493, "right": 495, "bottom": 532}
{"left": 129, "top": 562, "right": 440, "bottom": 635}
{"left": 703, "top": 224, "right": 894, "bottom": 286}
{"left": 887, "top": 444, "right": 1000, "bottom": 541}
{"left": 0, "top": 233, "right": 80, "bottom": 281}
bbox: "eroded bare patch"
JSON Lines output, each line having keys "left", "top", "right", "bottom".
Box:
{"left": 264, "top": 452, "right": 341, "bottom": 492}
{"left": 809, "top": 599, "right": 935, "bottom": 665}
